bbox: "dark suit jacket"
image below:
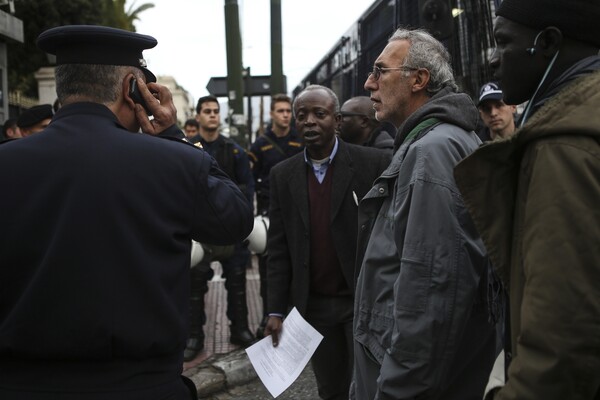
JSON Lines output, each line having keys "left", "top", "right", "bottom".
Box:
{"left": 266, "top": 139, "right": 391, "bottom": 315}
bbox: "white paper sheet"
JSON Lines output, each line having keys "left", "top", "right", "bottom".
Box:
{"left": 245, "top": 307, "right": 323, "bottom": 398}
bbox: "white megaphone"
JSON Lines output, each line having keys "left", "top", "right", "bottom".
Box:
{"left": 245, "top": 215, "right": 270, "bottom": 255}
{"left": 190, "top": 240, "right": 205, "bottom": 267}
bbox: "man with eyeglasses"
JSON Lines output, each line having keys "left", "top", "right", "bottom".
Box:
{"left": 338, "top": 96, "right": 393, "bottom": 152}
{"left": 351, "top": 28, "right": 498, "bottom": 400}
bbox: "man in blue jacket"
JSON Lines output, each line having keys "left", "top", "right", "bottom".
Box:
{"left": 0, "top": 25, "right": 253, "bottom": 400}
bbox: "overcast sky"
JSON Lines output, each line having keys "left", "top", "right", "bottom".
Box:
{"left": 131, "top": 0, "right": 376, "bottom": 105}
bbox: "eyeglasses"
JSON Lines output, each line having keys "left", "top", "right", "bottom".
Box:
{"left": 340, "top": 111, "right": 368, "bottom": 118}
{"left": 368, "top": 65, "right": 418, "bottom": 81}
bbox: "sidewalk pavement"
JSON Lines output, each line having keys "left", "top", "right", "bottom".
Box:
{"left": 182, "top": 255, "right": 262, "bottom": 398}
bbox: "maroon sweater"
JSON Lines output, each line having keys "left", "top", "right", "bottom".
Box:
{"left": 307, "top": 165, "right": 350, "bottom": 296}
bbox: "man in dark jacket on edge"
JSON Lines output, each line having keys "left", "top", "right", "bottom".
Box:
{"left": 0, "top": 26, "right": 253, "bottom": 400}
{"left": 455, "top": 1, "right": 600, "bottom": 399}
{"left": 351, "top": 28, "right": 498, "bottom": 400}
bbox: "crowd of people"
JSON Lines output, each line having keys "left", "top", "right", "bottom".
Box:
{"left": 0, "top": 0, "right": 598, "bottom": 399}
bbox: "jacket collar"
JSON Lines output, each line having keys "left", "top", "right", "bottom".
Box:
{"left": 53, "top": 102, "right": 121, "bottom": 126}
{"left": 517, "top": 70, "right": 600, "bottom": 145}
{"left": 455, "top": 70, "right": 600, "bottom": 282}
{"left": 287, "top": 140, "right": 355, "bottom": 230}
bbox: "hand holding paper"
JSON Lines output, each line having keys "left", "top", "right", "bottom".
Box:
{"left": 245, "top": 307, "right": 323, "bottom": 398}
{"left": 264, "top": 316, "right": 283, "bottom": 346}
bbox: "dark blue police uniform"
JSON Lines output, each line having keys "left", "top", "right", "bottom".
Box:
{"left": 183, "top": 134, "right": 256, "bottom": 358}
{"left": 248, "top": 127, "right": 303, "bottom": 336}
{"left": 0, "top": 25, "right": 253, "bottom": 400}
{"left": 200, "top": 135, "right": 254, "bottom": 203}
{"left": 248, "top": 127, "right": 303, "bottom": 214}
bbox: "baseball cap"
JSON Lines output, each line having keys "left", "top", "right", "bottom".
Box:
{"left": 478, "top": 82, "right": 504, "bottom": 106}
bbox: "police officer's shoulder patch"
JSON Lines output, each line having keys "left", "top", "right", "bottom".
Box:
{"left": 160, "top": 135, "right": 204, "bottom": 150}
{"left": 221, "top": 136, "right": 242, "bottom": 155}
{"left": 260, "top": 144, "right": 273, "bottom": 152}
{"left": 289, "top": 141, "right": 302, "bottom": 147}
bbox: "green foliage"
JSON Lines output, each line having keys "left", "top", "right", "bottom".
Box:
{"left": 3, "top": 0, "right": 154, "bottom": 98}
{"left": 105, "top": 0, "right": 155, "bottom": 31}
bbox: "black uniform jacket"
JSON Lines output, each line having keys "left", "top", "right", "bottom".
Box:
{"left": 266, "top": 140, "right": 391, "bottom": 315}
{"left": 0, "top": 103, "right": 253, "bottom": 395}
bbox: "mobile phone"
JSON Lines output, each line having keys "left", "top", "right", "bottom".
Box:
{"left": 129, "top": 78, "right": 153, "bottom": 116}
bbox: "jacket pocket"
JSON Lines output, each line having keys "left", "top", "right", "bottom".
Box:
{"left": 397, "top": 245, "right": 432, "bottom": 313}
{"left": 355, "top": 306, "right": 393, "bottom": 363}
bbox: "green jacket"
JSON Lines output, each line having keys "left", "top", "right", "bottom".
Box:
{"left": 455, "top": 72, "right": 600, "bottom": 399}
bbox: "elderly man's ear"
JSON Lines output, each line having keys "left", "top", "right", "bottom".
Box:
{"left": 411, "top": 69, "right": 430, "bottom": 93}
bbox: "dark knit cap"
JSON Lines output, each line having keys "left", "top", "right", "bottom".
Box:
{"left": 497, "top": 0, "right": 600, "bottom": 47}
{"left": 17, "top": 104, "right": 54, "bottom": 128}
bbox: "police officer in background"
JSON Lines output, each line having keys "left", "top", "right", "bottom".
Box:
{"left": 0, "top": 25, "right": 253, "bottom": 400}
{"left": 183, "top": 95, "right": 255, "bottom": 362}
{"left": 476, "top": 82, "right": 516, "bottom": 142}
{"left": 338, "top": 96, "right": 394, "bottom": 152}
{"left": 0, "top": 118, "right": 21, "bottom": 141}
{"left": 248, "top": 93, "right": 303, "bottom": 337}
{"left": 183, "top": 118, "right": 200, "bottom": 142}
{"left": 16, "top": 104, "right": 54, "bottom": 137}
{"left": 249, "top": 94, "right": 303, "bottom": 215}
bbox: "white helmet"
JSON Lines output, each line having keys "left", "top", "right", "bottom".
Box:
{"left": 245, "top": 215, "right": 270, "bottom": 254}
{"left": 190, "top": 240, "right": 205, "bottom": 267}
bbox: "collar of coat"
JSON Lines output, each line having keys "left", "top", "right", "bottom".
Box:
{"left": 454, "top": 70, "right": 600, "bottom": 283}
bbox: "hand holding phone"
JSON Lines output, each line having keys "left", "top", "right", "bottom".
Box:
{"left": 131, "top": 78, "right": 178, "bottom": 135}
{"left": 129, "top": 77, "right": 153, "bottom": 116}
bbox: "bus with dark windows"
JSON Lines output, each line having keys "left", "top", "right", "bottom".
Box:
{"left": 292, "top": 0, "right": 501, "bottom": 104}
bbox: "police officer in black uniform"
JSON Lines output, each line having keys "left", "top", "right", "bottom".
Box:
{"left": 0, "top": 25, "right": 253, "bottom": 400}
{"left": 248, "top": 93, "right": 303, "bottom": 337}
{"left": 16, "top": 103, "right": 54, "bottom": 137}
{"left": 249, "top": 94, "right": 303, "bottom": 215}
{"left": 183, "top": 95, "right": 255, "bottom": 362}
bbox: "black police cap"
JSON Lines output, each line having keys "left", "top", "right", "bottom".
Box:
{"left": 17, "top": 104, "right": 54, "bottom": 129}
{"left": 37, "top": 25, "right": 158, "bottom": 83}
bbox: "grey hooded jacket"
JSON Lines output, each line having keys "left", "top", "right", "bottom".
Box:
{"left": 353, "top": 87, "right": 498, "bottom": 399}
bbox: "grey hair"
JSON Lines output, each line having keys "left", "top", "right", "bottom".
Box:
{"left": 55, "top": 64, "right": 142, "bottom": 105}
{"left": 389, "top": 28, "right": 458, "bottom": 95}
{"left": 293, "top": 84, "right": 340, "bottom": 114}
